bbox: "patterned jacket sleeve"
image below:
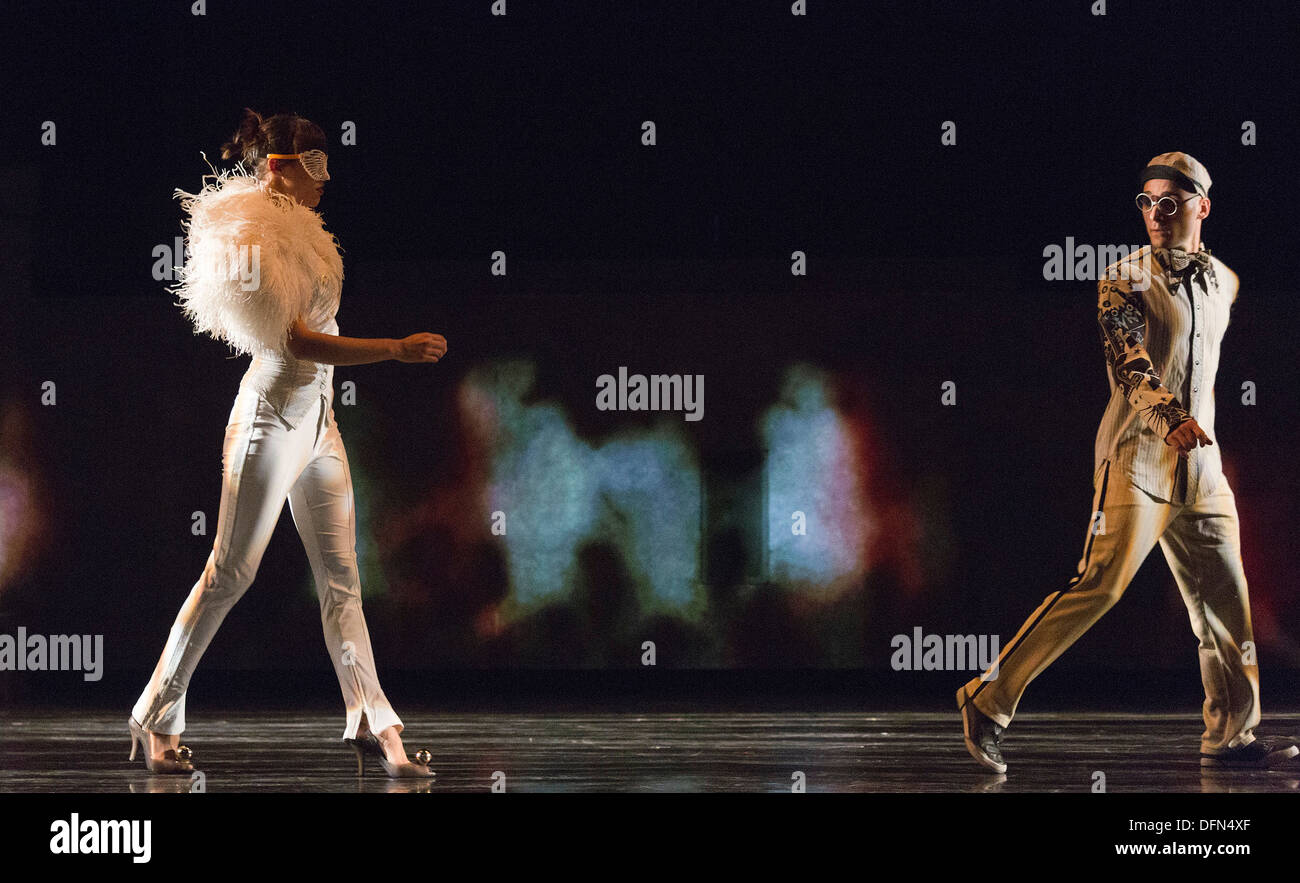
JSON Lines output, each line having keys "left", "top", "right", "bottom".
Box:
{"left": 1097, "top": 277, "right": 1192, "bottom": 441}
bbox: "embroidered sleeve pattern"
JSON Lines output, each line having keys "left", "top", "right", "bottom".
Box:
{"left": 1097, "top": 278, "right": 1191, "bottom": 440}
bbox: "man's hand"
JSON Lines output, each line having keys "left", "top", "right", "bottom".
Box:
{"left": 394, "top": 333, "right": 448, "bottom": 363}
{"left": 1165, "top": 416, "right": 1213, "bottom": 459}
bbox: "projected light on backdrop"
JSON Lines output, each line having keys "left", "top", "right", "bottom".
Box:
{"left": 459, "top": 361, "right": 701, "bottom": 614}
{"left": 454, "top": 360, "right": 889, "bottom": 622}
{"left": 0, "top": 399, "right": 49, "bottom": 597}
{"left": 761, "top": 364, "right": 872, "bottom": 596}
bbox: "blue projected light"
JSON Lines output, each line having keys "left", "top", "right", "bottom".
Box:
{"left": 462, "top": 361, "right": 701, "bottom": 610}
{"left": 592, "top": 428, "right": 700, "bottom": 607}
{"left": 761, "top": 364, "right": 871, "bottom": 593}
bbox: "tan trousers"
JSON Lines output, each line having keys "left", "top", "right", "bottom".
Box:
{"left": 963, "top": 458, "right": 1260, "bottom": 754}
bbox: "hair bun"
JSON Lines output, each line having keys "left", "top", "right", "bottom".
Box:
{"left": 220, "top": 107, "right": 265, "bottom": 162}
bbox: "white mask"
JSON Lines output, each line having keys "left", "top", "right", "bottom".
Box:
{"left": 267, "top": 149, "right": 330, "bottom": 181}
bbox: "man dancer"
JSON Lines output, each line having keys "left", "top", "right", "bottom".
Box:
{"left": 957, "top": 152, "right": 1298, "bottom": 772}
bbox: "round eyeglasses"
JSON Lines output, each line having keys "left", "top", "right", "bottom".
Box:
{"left": 1135, "top": 192, "right": 1199, "bottom": 216}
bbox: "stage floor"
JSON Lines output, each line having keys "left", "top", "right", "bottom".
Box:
{"left": 3, "top": 710, "right": 1299, "bottom": 793}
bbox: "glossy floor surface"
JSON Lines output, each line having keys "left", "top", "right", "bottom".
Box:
{"left": 3, "top": 709, "right": 1299, "bottom": 793}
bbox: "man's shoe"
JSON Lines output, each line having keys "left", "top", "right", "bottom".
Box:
{"left": 1201, "top": 736, "right": 1299, "bottom": 769}
{"left": 956, "top": 685, "right": 1007, "bottom": 773}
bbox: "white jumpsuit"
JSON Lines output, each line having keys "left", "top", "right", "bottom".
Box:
{"left": 133, "top": 172, "right": 402, "bottom": 741}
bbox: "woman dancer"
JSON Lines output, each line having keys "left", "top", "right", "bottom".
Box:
{"left": 129, "top": 108, "right": 446, "bottom": 778}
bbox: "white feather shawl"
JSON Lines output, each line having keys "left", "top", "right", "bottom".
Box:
{"left": 169, "top": 164, "right": 343, "bottom": 356}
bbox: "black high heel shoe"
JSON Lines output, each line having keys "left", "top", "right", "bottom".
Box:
{"left": 127, "top": 716, "right": 195, "bottom": 775}
{"left": 345, "top": 730, "right": 434, "bottom": 779}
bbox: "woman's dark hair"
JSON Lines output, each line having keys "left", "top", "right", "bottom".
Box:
{"left": 220, "top": 107, "right": 327, "bottom": 175}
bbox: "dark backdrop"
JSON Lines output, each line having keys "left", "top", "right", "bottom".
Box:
{"left": 2, "top": 0, "right": 1298, "bottom": 709}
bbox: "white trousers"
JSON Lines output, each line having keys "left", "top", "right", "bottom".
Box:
{"left": 963, "top": 458, "right": 1260, "bottom": 754}
{"left": 132, "top": 385, "right": 402, "bottom": 740}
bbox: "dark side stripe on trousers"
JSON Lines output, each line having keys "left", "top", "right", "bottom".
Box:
{"left": 970, "top": 459, "right": 1112, "bottom": 704}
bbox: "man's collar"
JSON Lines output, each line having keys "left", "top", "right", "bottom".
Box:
{"left": 1151, "top": 243, "right": 1213, "bottom": 290}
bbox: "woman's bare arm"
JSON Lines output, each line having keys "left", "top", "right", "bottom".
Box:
{"left": 287, "top": 318, "right": 446, "bottom": 366}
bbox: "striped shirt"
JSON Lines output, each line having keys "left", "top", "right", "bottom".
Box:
{"left": 1093, "top": 244, "right": 1240, "bottom": 505}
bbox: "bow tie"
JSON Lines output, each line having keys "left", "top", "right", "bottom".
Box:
{"left": 1154, "top": 246, "right": 1212, "bottom": 288}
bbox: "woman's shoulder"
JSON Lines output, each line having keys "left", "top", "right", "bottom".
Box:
{"left": 175, "top": 167, "right": 293, "bottom": 228}
{"left": 170, "top": 164, "right": 338, "bottom": 357}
